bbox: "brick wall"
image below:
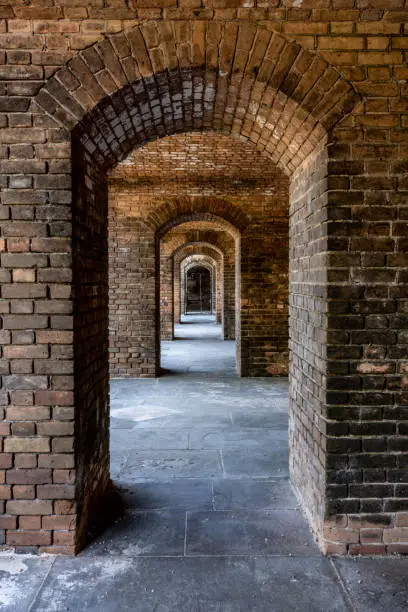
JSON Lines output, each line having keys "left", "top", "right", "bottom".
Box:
{"left": 0, "top": 8, "right": 407, "bottom": 554}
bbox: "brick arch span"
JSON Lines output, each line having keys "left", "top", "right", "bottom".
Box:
{"left": 175, "top": 244, "right": 228, "bottom": 336}
{"left": 153, "top": 206, "right": 244, "bottom": 239}
{"left": 181, "top": 255, "right": 219, "bottom": 320}
{"left": 183, "top": 257, "right": 217, "bottom": 276}
{"left": 173, "top": 241, "right": 224, "bottom": 260}
{"left": 34, "top": 21, "right": 360, "bottom": 175}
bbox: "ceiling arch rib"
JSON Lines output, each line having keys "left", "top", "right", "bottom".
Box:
{"left": 173, "top": 241, "right": 224, "bottom": 260}
{"left": 34, "top": 21, "right": 360, "bottom": 175}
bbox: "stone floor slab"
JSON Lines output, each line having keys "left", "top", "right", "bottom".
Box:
{"left": 123, "top": 450, "right": 223, "bottom": 480}
{"left": 231, "top": 412, "right": 289, "bottom": 428}
{"left": 83, "top": 510, "right": 186, "bottom": 557}
{"left": 221, "top": 448, "right": 289, "bottom": 479}
{"left": 111, "top": 428, "right": 190, "bottom": 451}
{"left": 0, "top": 555, "right": 54, "bottom": 612}
{"left": 333, "top": 557, "right": 408, "bottom": 612}
{"left": 32, "top": 555, "right": 348, "bottom": 612}
{"left": 116, "top": 479, "right": 213, "bottom": 511}
{"left": 186, "top": 509, "right": 318, "bottom": 556}
{"left": 213, "top": 479, "right": 298, "bottom": 510}
{"left": 188, "top": 427, "right": 287, "bottom": 450}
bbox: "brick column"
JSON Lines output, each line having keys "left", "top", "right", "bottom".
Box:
{"left": 108, "top": 203, "right": 158, "bottom": 378}
{"left": 160, "top": 254, "right": 174, "bottom": 341}
{"left": 289, "top": 143, "right": 329, "bottom": 549}
{"left": 240, "top": 219, "right": 289, "bottom": 377}
{"left": 223, "top": 258, "right": 236, "bottom": 340}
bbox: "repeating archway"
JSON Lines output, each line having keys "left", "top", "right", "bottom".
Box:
{"left": 177, "top": 247, "right": 225, "bottom": 330}
{"left": 182, "top": 258, "right": 217, "bottom": 317}
{"left": 160, "top": 231, "right": 228, "bottom": 339}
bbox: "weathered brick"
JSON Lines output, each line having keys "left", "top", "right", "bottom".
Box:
{"left": 7, "top": 500, "right": 52, "bottom": 515}
{"left": 7, "top": 469, "right": 52, "bottom": 485}
{"left": 6, "top": 530, "right": 52, "bottom": 546}
{"left": 37, "top": 484, "right": 75, "bottom": 499}
{"left": 4, "top": 437, "right": 50, "bottom": 453}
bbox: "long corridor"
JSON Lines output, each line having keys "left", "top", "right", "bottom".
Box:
{"left": 3, "top": 316, "right": 408, "bottom": 611}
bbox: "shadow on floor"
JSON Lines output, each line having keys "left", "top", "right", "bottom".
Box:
{"left": 3, "top": 316, "right": 408, "bottom": 611}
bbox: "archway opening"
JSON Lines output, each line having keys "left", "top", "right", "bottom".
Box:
{"left": 185, "top": 265, "right": 213, "bottom": 314}
{"left": 27, "top": 22, "right": 360, "bottom": 554}
{"left": 156, "top": 213, "right": 241, "bottom": 375}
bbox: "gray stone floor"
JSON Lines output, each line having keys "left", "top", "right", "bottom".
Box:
{"left": 2, "top": 314, "right": 408, "bottom": 611}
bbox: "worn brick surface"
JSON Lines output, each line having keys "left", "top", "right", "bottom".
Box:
{"left": 0, "top": 5, "right": 407, "bottom": 555}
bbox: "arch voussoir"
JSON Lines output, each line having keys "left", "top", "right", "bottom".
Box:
{"left": 32, "top": 21, "right": 359, "bottom": 176}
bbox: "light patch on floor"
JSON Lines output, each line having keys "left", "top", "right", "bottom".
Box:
{"left": 111, "top": 405, "right": 182, "bottom": 422}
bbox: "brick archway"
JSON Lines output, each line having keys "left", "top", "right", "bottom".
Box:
{"left": 4, "top": 20, "right": 387, "bottom": 557}
{"left": 177, "top": 248, "right": 225, "bottom": 332}
{"left": 34, "top": 21, "right": 359, "bottom": 174}
{"left": 182, "top": 258, "right": 217, "bottom": 317}
{"left": 158, "top": 216, "right": 236, "bottom": 346}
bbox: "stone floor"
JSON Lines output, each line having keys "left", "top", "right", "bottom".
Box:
{"left": 2, "top": 314, "right": 408, "bottom": 611}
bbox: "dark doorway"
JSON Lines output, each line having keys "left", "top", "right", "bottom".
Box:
{"left": 185, "top": 265, "right": 212, "bottom": 313}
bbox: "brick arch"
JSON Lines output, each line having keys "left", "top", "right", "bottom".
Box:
{"left": 178, "top": 248, "right": 224, "bottom": 325}
{"left": 33, "top": 21, "right": 360, "bottom": 174}
{"left": 173, "top": 241, "right": 224, "bottom": 260}
{"left": 182, "top": 256, "right": 219, "bottom": 317}
{"left": 152, "top": 205, "right": 245, "bottom": 238}
{"left": 183, "top": 258, "right": 216, "bottom": 275}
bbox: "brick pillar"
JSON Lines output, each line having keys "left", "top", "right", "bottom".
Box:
{"left": 289, "top": 142, "right": 329, "bottom": 548}
{"left": 0, "top": 124, "right": 80, "bottom": 552}
{"left": 289, "top": 137, "right": 408, "bottom": 554}
{"left": 223, "top": 259, "right": 235, "bottom": 340}
{"left": 240, "top": 219, "right": 289, "bottom": 377}
{"left": 319, "top": 140, "right": 408, "bottom": 554}
{"left": 214, "top": 263, "right": 222, "bottom": 323}
{"left": 108, "top": 202, "right": 158, "bottom": 378}
{"left": 174, "top": 258, "right": 182, "bottom": 325}
{"left": 160, "top": 254, "right": 174, "bottom": 340}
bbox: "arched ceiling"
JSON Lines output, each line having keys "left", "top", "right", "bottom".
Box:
{"left": 34, "top": 21, "right": 359, "bottom": 175}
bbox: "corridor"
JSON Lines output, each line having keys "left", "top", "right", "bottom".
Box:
{"left": 3, "top": 316, "right": 408, "bottom": 611}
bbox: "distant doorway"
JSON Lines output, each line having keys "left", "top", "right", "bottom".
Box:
{"left": 185, "top": 265, "right": 213, "bottom": 314}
